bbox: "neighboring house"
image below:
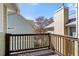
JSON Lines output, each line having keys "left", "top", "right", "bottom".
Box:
{"left": 44, "top": 22, "right": 54, "bottom": 34}
{"left": 44, "top": 14, "right": 76, "bottom": 37}
{"left": 44, "top": 6, "right": 77, "bottom": 37}
{"left": 7, "top": 14, "right": 35, "bottom": 34}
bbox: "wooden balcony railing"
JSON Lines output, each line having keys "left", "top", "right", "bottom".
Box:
{"left": 5, "top": 33, "right": 78, "bottom": 56}
{"left": 5, "top": 33, "right": 50, "bottom": 56}
{"left": 50, "top": 34, "right": 78, "bottom": 56}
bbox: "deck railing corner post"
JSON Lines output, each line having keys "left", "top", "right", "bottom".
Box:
{"left": 5, "top": 33, "right": 11, "bottom": 56}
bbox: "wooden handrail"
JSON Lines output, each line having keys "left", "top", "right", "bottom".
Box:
{"left": 51, "top": 34, "right": 78, "bottom": 40}
{"left": 9, "top": 33, "right": 49, "bottom": 36}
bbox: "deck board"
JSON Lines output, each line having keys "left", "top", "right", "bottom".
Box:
{"left": 10, "top": 49, "right": 58, "bottom": 56}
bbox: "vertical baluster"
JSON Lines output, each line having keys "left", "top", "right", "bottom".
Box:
{"left": 17, "top": 36, "right": 18, "bottom": 50}
{"left": 43, "top": 34, "right": 44, "bottom": 47}
{"left": 27, "top": 36, "right": 28, "bottom": 49}
{"left": 35, "top": 35, "right": 36, "bottom": 48}
{"left": 48, "top": 35, "right": 49, "bottom": 47}
{"left": 25, "top": 36, "right": 26, "bottom": 49}
{"left": 68, "top": 39, "right": 70, "bottom": 56}
{"left": 12, "top": 36, "right": 13, "bottom": 51}
{"left": 64, "top": 37, "right": 67, "bottom": 56}
{"left": 60, "top": 37, "right": 61, "bottom": 53}
{"left": 22, "top": 36, "right": 24, "bottom": 49}
{"left": 44, "top": 34, "right": 45, "bottom": 47}
{"left": 55, "top": 35, "right": 56, "bottom": 50}
{"left": 73, "top": 40, "right": 75, "bottom": 56}
{"left": 20, "top": 36, "right": 21, "bottom": 49}
{"left": 29, "top": 36, "right": 30, "bottom": 48}
{"left": 69, "top": 39, "right": 71, "bottom": 56}
{"left": 15, "top": 36, "right": 16, "bottom": 50}
{"left": 63, "top": 37, "right": 64, "bottom": 55}
{"left": 66, "top": 38, "right": 68, "bottom": 55}
{"left": 53, "top": 35, "right": 55, "bottom": 49}
{"left": 42, "top": 35, "right": 43, "bottom": 47}
{"left": 72, "top": 40, "right": 75, "bottom": 56}
{"left": 56, "top": 36, "right": 57, "bottom": 51}
{"left": 47, "top": 35, "right": 48, "bottom": 46}
{"left": 57, "top": 36, "right": 60, "bottom": 52}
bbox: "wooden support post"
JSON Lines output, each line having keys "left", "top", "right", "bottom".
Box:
{"left": 64, "top": 37, "right": 67, "bottom": 56}
{"left": 48, "top": 33, "right": 51, "bottom": 49}
{"left": 5, "top": 34, "right": 11, "bottom": 56}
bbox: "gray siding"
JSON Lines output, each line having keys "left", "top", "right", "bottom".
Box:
{"left": 7, "top": 14, "right": 35, "bottom": 34}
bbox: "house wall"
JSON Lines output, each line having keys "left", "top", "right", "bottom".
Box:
{"left": 0, "top": 32, "right": 5, "bottom": 56}
{"left": 76, "top": 3, "right": 79, "bottom": 56}
{"left": 0, "top": 4, "right": 7, "bottom": 56}
{"left": 7, "top": 14, "right": 35, "bottom": 34}
{"left": 0, "top": 4, "right": 7, "bottom": 32}
{"left": 77, "top": 4, "right": 79, "bottom": 40}
{"left": 53, "top": 6, "right": 68, "bottom": 35}
{"left": 0, "top": 4, "right": 4, "bottom": 32}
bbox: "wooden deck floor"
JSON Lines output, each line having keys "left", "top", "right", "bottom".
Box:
{"left": 10, "top": 48, "right": 58, "bottom": 56}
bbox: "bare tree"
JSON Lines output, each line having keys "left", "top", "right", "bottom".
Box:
{"left": 35, "top": 16, "right": 53, "bottom": 33}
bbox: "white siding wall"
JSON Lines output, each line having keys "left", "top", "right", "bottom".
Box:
{"left": 54, "top": 7, "right": 68, "bottom": 35}
{"left": 7, "top": 14, "right": 35, "bottom": 34}
{"left": 0, "top": 4, "right": 4, "bottom": 32}
{"left": 0, "top": 4, "right": 7, "bottom": 32}
{"left": 0, "top": 33, "right": 5, "bottom": 56}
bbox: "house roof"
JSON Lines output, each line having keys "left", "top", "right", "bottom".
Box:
{"left": 44, "top": 22, "right": 54, "bottom": 29}
{"left": 65, "top": 21, "right": 76, "bottom": 27}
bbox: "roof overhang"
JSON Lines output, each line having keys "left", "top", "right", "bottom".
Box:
{"left": 44, "top": 23, "right": 54, "bottom": 29}
{"left": 65, "top": 21, "right": 76, "bottom": 27}
{"left": 5, "top": 3, "right": 20, "bottom": 15}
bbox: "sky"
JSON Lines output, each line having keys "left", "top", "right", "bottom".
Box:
{"left": 18, "top": 3, "right": 76, "bottom": 20}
